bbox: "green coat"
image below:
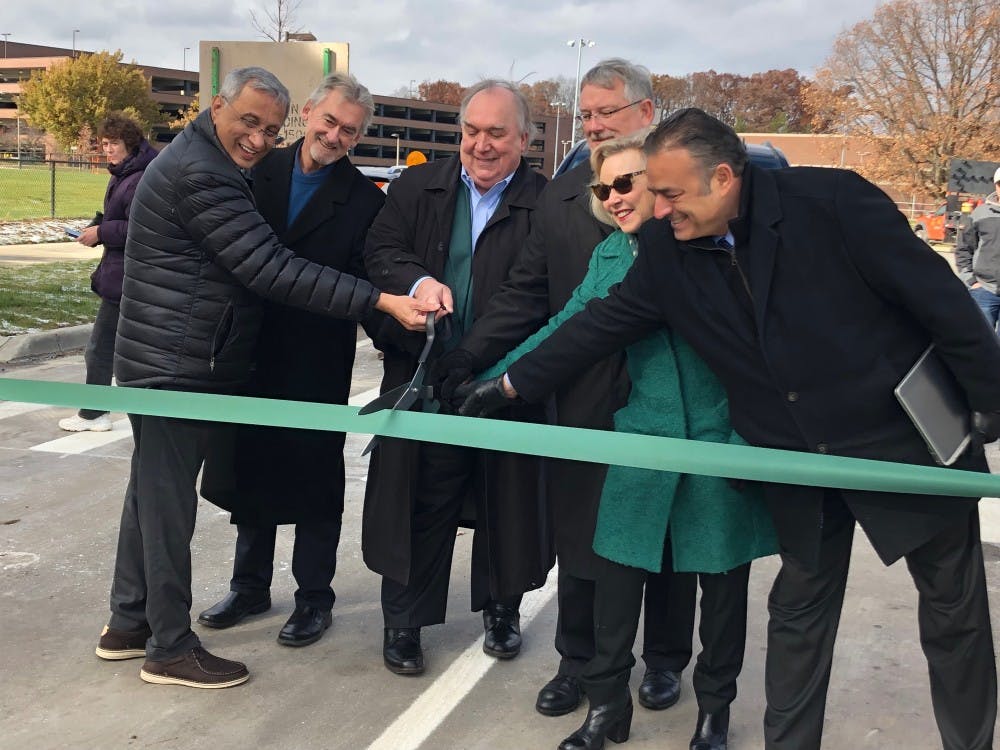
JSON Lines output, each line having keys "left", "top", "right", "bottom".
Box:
{"left": 483, "top": 230, "right": 777, "bottom": 573}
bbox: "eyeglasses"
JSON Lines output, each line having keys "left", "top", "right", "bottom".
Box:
{"left": 589, "top": 170, "right": 646, "bottom": 201}
{"left": 576, "top": 100, "right": 644, "bottom": 124}
{"left": 224, "top": 99, "right": 283, "bottom": 143}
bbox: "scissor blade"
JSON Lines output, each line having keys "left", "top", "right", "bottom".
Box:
{"left": 357, "top": 383, "right": 410, "bottom": 415}
{"left": 361, "top": 434, "right": 380, "bottom": 456}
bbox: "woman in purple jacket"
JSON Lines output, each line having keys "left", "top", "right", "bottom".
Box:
{"left": 58, "top": 113, "right": 158, "bottom": 432}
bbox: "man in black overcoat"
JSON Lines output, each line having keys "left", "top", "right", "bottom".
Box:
{"left": 436, "top": 59, "right": 700, "bottom": 718}
{"left": 463, "top": 108, "right": 1000, "bottom": 749}
{"left": 198, "top": 73, "right": 387, "bottom": 647}
{"left": 361, "top": 80, "right": 552, "bottom": 675}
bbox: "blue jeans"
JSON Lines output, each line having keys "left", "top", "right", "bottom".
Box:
{"left": 969, "top": 285, "right": 1000, "bottom": 333}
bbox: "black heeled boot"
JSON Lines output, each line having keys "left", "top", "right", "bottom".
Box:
{"left": 557, "top": 692, "right": 633, "bottom": 750}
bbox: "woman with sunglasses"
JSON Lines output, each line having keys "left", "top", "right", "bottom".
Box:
{"left": 476, "top": 130, "right": 777, "bottom": 750}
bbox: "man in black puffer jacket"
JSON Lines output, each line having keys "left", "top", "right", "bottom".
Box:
{"left": 95, "top": 66, "right": 433, "bottom": 689}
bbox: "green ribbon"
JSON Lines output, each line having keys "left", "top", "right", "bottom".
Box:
{"left": 2, "top": 377, "right": 998, "bottom": 498}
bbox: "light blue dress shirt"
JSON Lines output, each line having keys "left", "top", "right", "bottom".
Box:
{"left": 409, "top": 166, "right": 517, "bottom": 296}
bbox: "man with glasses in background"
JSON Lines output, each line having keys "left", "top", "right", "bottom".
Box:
{"left": 94, "top": 67, "right": 432, "bottom": 689}
{"left": 434, "top": 59, "right": 707, "bottom": 727}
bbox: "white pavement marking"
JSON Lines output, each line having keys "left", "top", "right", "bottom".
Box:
{"left": 348, "top": 386, "right": 381, "bottom": 407}
{"left": 365, "top": 570, "right": 558, "bottom": 750}
{"left": 20, "top": 385, "right": 379, "bottom": 456}
{"left": 0, "top": 401, "right": 48, "bottom": 419}
{"left": 980, "top": 500, "right": 1000, "bottom": 544}
{"left": 30, "top": 418, "right": 132, "bottom": 454}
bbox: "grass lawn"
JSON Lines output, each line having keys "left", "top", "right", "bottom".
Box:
{"left": 0, "top": 163, "right": 108, "bottom": 221}
{"left": 0, "top": 260, "right": 99, "bottom": 335}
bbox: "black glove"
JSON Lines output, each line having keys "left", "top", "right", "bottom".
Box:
{"left": 455, "top": 375, "right": 517, "bottom": 417}
{"left": 972, "top": 410, "right": 1000, "bottom": 444}
{"left": 429, "top": 348, "right": 479, "bottom": 402}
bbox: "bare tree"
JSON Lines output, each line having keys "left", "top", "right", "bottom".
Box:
{"left": 250, "top": 0, "right": 304, "bottom": 42}
{"left": 805, "top": 0, "right": 1000, "bottom": 196}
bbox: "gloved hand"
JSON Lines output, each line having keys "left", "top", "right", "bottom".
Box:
{"left": 455, "top": 375, "right": 517, "bottom": 417}
{"left": 972, "top": 410, "right": 1000, "bottom": 443}
{"left": 429, "top": 348, "right": 479, "bottom": 401}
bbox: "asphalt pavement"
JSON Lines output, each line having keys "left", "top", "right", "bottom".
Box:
{"left": 1, "top": 345, "right": 999, "bottom": 750}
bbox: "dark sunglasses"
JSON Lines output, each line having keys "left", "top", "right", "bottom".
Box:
{"left": 589, "top": 170, "right": 646, "bottom": 201}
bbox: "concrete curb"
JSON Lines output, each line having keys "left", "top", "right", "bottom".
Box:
{"left": 0, "top": 323, "right": 92, "bottom": 363}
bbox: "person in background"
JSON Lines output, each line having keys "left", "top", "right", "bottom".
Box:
{"left": 956, "top": 166, "right": 1000, "bottom": 333}
{"left": 58, "top": 112, "right": 157, "bottom": 432}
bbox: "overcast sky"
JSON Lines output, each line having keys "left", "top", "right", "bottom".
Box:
{"left": 4, "top": 0, "right": 885, "bottom": 96}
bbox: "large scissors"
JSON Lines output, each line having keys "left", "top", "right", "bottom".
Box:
{"left": 358, "top": 310, "right": 446, "bottom": 455}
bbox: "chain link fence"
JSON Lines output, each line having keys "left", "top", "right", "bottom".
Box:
{"left": 0, "top": 158, "right": 108, "bottom": 222}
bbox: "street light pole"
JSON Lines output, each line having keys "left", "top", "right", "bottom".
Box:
{"left": 72, "top": 29, "right": 80, "bottom": 58}
{"left": 183, "top": 46, "right": 190, "bottom": 71}
{"left": 1, "top": 34, "right": 10, "bottom": 58}
{"left": 567, "top": 38, "right": 594, "bottom": 149}
{"left": 391, "top": 132, "right": 401, "bottom": 166}
{"left": 550, "top": 101, "right": 566, "bottom": 176}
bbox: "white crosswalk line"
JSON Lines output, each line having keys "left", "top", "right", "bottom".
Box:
{"left": 30, "top": 418, "right": 132, "bottom": 454}
{"left": 365, "top": 571, "right": 557, "bottom": 750}
{"left": 0, "top": 401, "right": 49, "bottom": 419}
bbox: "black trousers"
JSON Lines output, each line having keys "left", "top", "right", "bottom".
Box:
{"left": 553, "top": 556, "right": 697, "bottom": 679}
{"left": 79, "top": 298, "right": 119, "bottom": 419}
{"left": 763, "top": 491, "right": 996, "bottom": 750}
{"left": 381, "top": 442, "right": 521, "bottom": 627}
{"left": 230, "top": 520, "right": 342, "bottom": 611}
{"left": 581, "top": 535, "right": 751, "bottom": 708}
{"left": 108, "top": 414, "right": 227, "bottom": 660}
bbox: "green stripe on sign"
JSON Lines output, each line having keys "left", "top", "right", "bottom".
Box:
{"left": 2, "top": 378, "right": 998, "bottom": 498}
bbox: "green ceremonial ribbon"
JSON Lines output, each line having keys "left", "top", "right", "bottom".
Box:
{"left": 2, "top": 378, "right": 999, "bottom": 498}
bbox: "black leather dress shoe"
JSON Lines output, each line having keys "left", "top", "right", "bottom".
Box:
{"left": 637, "top": 668, "right": 681, "bottom": 710}
{"left": 690, "top": 706, "right": 729, "bottom": 750}
{"left": 383, "top": 627, "right": 424, "bottom": 675}
{"left": 482, "top": 601, "right": 521, "bottom": 659}
{"left": 277, "top": 605, "right": 332, "bottom": 647}
{"left": 197, "top": 590, "right": 271, "bottom": 629}
{"left": 558, "top": 692, "right": 632, "bottom": 750}
{"left": 536, "top": 674, "right": 583, "bottom": 716}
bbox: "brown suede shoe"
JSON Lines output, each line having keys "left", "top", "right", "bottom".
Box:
{"left": 140, "top": 646, "right": 249, "bottom": 689}
{"left": 95, "top": 623, "right": 152, "bottom": 660}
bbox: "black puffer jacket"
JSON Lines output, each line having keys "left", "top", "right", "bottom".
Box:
{"left": 115, "top": 109, "right": 381, "bottom": 391}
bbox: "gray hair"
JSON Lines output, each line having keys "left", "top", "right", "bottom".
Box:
{"left": 644, "top": 107, "right": 748, "bottom": 187}
{"left": 306, "top": 72, "right": 376, "bottom": 134}
{"left": 589, "top": 128, "right": 654, "bottom": 226}
{"left": 581, "top": 58, "right": 653, "bottom": 104}
{"left": 459, "top": 79, "right": 538, "bottom": 143}
{"left": 219, "top": 67, "right": 291, "bottom": 115}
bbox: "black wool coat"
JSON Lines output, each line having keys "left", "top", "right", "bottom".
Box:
{"left": 456, "top": 161, "right": 625, "bottom": 578}
{"left": 508, "top": 165, "right": 1000, "bottom": 570}
{"left": 200, "top": 141, "right": 386, "bottom": 525}
{"left": 361, "top": 155, "right": 554, "bottom": 598}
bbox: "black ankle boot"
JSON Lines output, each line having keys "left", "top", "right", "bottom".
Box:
{"left": 690, "top": 706, "right": 729, "bottom": 750}
{"left": 557, "top": 693, "right": 633, "bottom": 750}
